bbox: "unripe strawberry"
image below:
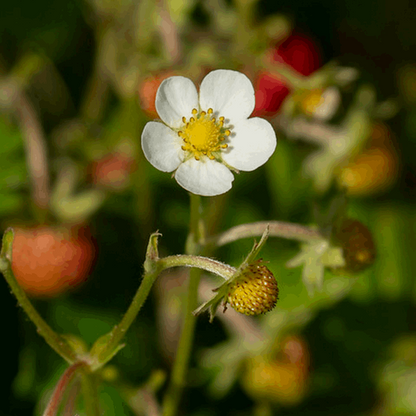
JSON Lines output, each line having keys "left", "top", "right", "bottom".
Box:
{"left": 227, "top": 260, "right": 278, "bottom": 315}
{"left": 332, "top": 218, "right": 376, "bottom": 274}
{"left": 11, "top": 225, "right": 96, "bottom": 297}
{"left": 253, "top": 33, "right": 321, "bottom": 116}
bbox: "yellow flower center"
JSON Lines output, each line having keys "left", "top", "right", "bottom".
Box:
{"left": 178, "top": 108, "right": 231, "bottom": 161}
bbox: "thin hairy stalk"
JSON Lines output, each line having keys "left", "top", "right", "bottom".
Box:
{"left": 162, "top": 194, "right": 203, "bottom": 416}
{"left": 208, "top": 221, "right": 323, "bottom": 247}
{"left": 43, "top": 362, "right": 86, "bottom": 416}
{"left": 156, "top": 0, "right": 182, "bottom": 63}
{"left": 15, "top": 92, "right": 50, "bottom": 211}
{"left": 81, "top": 371, "right": 100, "bottom": 416}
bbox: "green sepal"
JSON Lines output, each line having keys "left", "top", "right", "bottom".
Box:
{"left": 61, "top": 334, "right": 89, "bottom": 358}
{"left": 144, "top": 232, "right": 161, "bottom": 273}
{"left": 89, "top": 333, "right": 125, "bottom": 371}
{"left": 0, "top": 227, "right": 15, "bottom": 262}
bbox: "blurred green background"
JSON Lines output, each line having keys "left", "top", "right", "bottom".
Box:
{"left": 1, "top": 0, "right": 416, "bottom": 415}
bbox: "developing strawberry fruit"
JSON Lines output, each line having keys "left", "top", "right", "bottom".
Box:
{"left": 332, "top": 218, "right": 376, "bottom": 274}
{"left": 11, "top": 225, "right": 96, "bottom": 297}
{"left": 253, "top": 33, "right": 321, "bottom": 117}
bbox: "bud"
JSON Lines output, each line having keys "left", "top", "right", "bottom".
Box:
{"left": 227, "top": 260, "right": 278, "bottom": 315}
{"left": 332, "top": 218, "right": 376, "bottom": 274}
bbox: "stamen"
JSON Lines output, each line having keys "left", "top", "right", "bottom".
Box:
{"left": 178, "top": 108, "right": 232, "bottom": 161}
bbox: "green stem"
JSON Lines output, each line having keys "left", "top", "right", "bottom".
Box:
{"left": 94, "top": 265, "right": 161, "bottom": 367}
{"left": 92, "top": 238, "right": 235, "bottom": 369}
{"left": 0, "top": 230, "right": 77, "bottom": 363}
{"left": 81, "top": 370, "right": 100, "bottom": 416}
{"left": 159, "top": 255, "right": 235, "bottom": 280}
{"left": 207, "top": 221, "right": 323, "bottom": 247}
{"left": 162, "top": 194, "right": 204, "bottom": 416}
{"left": 43, "top": 362, "right": 86, "bottom": 416}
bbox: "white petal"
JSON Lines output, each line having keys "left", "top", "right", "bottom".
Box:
{"left": 222, "top": 118, "right": 277, "bottom": 171}
{"left": 175, "top": 158, "right": 234, "bottom": 196}
{"left": 141, "top": 122, "right": 183, "bottom": 172}
{"left": 199, "top": 70, "right": 255, "bottom": 122}
{"left": 156, "top": 76, "right": 198, "bottom": 128}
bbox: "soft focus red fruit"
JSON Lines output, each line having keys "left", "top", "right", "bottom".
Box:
{"left": 91, "top": 152, "right": 136, "bottom": 190}
{"left": 139, "top": 71, "right": 176, "bottom": 118}
{"left": 254, "top": 33, "right": 321, "bottom": 116}
{"left": 11, "top": 226, "right": 96, "bottom": 297}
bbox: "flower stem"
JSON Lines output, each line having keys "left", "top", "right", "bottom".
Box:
{"left": 43, "top": 362, "right": 86, "bottom": 416}
{"left": 208, "top": 221, "right": 323, "bottom": 247}
{"left": 91, "top": 237, "right": 234, "bottom": 369}
{"left": 162, "top": 194, "right": 204, "bottom": 416}
{"left": 93, "top": 264, "right": 161, "bottom": 368}
{"left": 81, "top": 371, "right": 100, "bottom": 416}
{"left": 0, "top": 229, "right": 77, "bottom": 364}
{"left": 158, "top": 255, "right": 235, "bottom": 281}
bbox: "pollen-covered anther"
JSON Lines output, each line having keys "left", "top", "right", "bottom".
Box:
{"left": 178, "top": 107, "right": 231, "bottom": 161}
{"left": 227, "top": 260, "right": 278, "bottom": 316}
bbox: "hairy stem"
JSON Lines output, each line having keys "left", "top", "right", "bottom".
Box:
{"left": 43, "top": 362, "right": 86, "bottom": 416}
{"left": 162, "top": 194, "right": 203, "bottom": 416}
{"left": 208, "top": 221, "right": 323, "bottom": 247}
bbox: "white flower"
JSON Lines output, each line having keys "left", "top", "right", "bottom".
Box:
{"left": 141, "top": 69, "right": 277, "bottom": 196}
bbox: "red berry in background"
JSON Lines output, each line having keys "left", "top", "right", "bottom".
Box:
{"left": 11, "top": 225, "right": 96, "bottom": 297}
{"left": 254, "top": 33, "right": 321, "bottom": 116}
{"left": 91, "top": 152, "right": 136, "bottom": 191}
{"left": 139, "top": 71, "right": 176, "bottom": 118}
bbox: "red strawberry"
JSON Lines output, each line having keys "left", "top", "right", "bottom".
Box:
{"left": 11, "top": 225, "right": 96, "bottom": 297}
{"left": 254, "top": 33, "right": 321, "bottom": 116}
